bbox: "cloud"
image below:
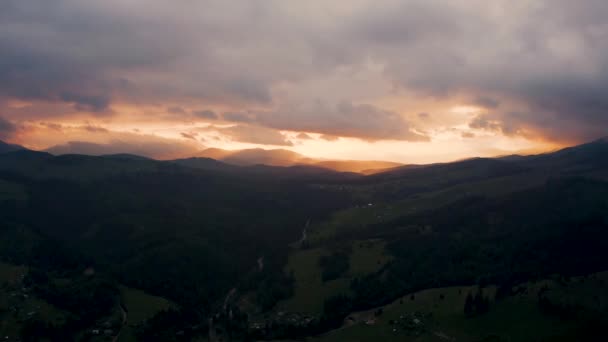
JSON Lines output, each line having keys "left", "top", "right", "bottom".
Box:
{"left": 346, "top": 0, "right": 608, "bottom": 141}
{"left": 320, "top": 134, "right": 339, "bottom": 141}
{"left": 296, "top": 132, "right": 313, "bottom": 139}
{"left": 0, "top": 117, "right": 17, "bottom": 139}
{"left": 418, "top": 112, "right": 430, "bottom": 120}
{"left": 0, "top": 0, "right": 275, "bottom": 112}
{"left": 40, "top": 122, "right": 63, "bottom": 131}
{"left": 1, "top": 0, "right": 608, "bottom": 145}
{"left": 247, "top": 101, "right": 428, "bottom": 141}
{"left": 46, "top": 138, "right": 199, "bottom": 159}
{"left": 474, "top": 96, "right": 500, "bottom": 109}
{"left": 220, "top": 125, "right": 293, "bottom": 146}
{"left": 193, "top": 110, "right": 218, "bottom": 120}
{"left": 19, "top": 122, "right": 201, "bottom": 159}
{"left": 469, "top": 114, "right": 503, "bottom": 132}
{"left": 83, "top": 124, "right": 109, "bottom": 133}
{"left": 222, "top": 111, "right": 255, "bottom": 123}
{"left": 180, "top": 132, "right": 198, "bottom": 140}
{"left": 167, "top": 106, "right": 187, "bottom": 115}
{"left": 60, "top": 92, "right": 110, "bottom": 112}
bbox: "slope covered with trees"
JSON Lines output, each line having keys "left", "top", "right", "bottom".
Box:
{"left": 0, "top": 138, "right": 607, "bottom": 340}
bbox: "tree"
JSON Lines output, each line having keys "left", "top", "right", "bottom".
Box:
{"left": 473, "top": 289, "right": 489, "bottom": 314}
{"left": 464, "top": 292, "right": 474, "bottom": 316}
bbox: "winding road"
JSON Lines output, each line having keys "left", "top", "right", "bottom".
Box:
{"left": 209, "top": 218, "right": 312, "bottom": 341}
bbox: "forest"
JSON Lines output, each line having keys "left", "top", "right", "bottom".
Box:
{"left": 0, "top": 138, "right": 608, "bottom": 341}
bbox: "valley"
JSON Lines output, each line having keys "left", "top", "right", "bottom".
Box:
{"left": 0, "top": 138, "right": 607, "bottom": 341}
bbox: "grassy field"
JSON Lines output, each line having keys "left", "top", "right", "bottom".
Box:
{"left": 348, "top": 239, "right": 392, "bottom": 277}
{"left": 277, "top": 248, "right": 350, "bottom": 314}
{"left": 119, "top": 286, "right": 176, "bottom": 342}
{"left": 313, "top": 273, "right": 608, "bottom": 342}
{"left": 277, "top": 240, "right": 391, "bottom": 315}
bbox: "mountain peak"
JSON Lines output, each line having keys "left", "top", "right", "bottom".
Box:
{"left": 0, "top": 140, "right": 26, "bottom": 154}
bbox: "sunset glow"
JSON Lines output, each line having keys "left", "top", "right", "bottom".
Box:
{"left": 0, "top": 0, "right": 604, "bottom": 164}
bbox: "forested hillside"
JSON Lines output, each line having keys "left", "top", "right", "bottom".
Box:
{"left": 1, "top": 139, "right": 608, "bottom": 341}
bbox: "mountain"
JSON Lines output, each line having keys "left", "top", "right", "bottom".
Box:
{"left": 196, "top": 147, "right": 235, "bottom": 160}
{"left": 222, "top": 148, "right": 314, "bottom": 166}
{"left": 195, "top": 147, "right": 403, "bottom": 173}
{"left": 100, "top": 153, "right": 153, "bottom": 161}
{"left": 1, "top": 137, "right": 608, "bottom": 341}
{"left": 521, "top": 136, "right": 608, "bottom": 170}
{"left": 170, "top": 157, "right": 238, "bottom": 172}
{"left": 314, "top": 160, "right": 402, "bottom": 174}
{"left": 197, "top": 147, "right": 313, "bottom": 167}
{"left": 0, "top": 140, "right": 26, "bottom": 154}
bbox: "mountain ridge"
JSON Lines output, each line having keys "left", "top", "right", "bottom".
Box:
{"left": 0, "top": 140, "right": 26, "bottom": 154}
{"left": 196, "top": 147, "right": 402, "bottom": 174}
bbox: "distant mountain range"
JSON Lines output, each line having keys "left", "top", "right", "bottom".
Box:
{"left": 0, "top": 140, "right": 26, "bottom": 154}
{"left": 195, "top": 147, "right": 402, "bottom": 174}
{"left": 2, "top": 137, "right": 607, "bottom": 175}
{"left": 1, "top": 136, "right": 608, "bottom": 341}
{"left": 0, "top": 141, "right": 401, "bottom": 174}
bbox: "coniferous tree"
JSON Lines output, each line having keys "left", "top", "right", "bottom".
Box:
{"left": 464, "top": 292, "right": 474, "bottom": 316}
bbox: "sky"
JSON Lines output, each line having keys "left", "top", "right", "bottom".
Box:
{"left": 1, "top": 0, "right": 607, "bottom": 163}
